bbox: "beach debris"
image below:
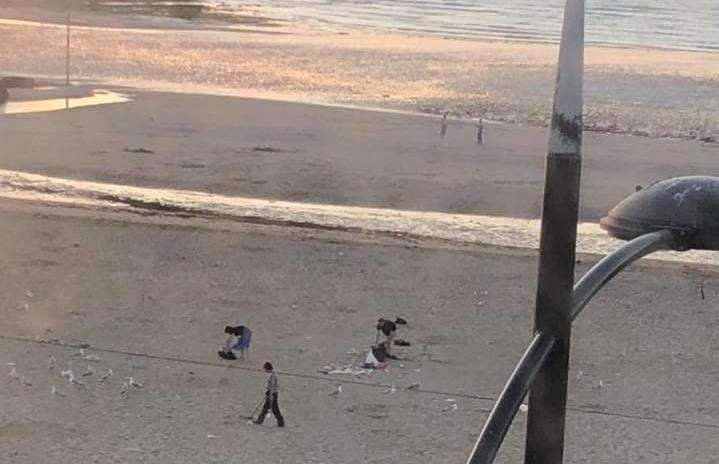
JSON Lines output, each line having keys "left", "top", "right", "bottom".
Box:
{"left": 251, "top": 146, "right": 293, "bottom": 154}
{"left": 328, "top": 385, "right": 342, "bottom": 397}
{"left": 7, "top": 362, "right": 16, "bottom": 366}
{"left": 124, "top": 147, "right": 155, "bottom": 154}
{"left": 598, "top": 380, "right": 604, "bottom": 388}
{"left": 576, "top": 370, "right": 583, "bottom": 380}
{"left": 74, "top": 348, "right": 86, "bottom": 357}
{"left": 97, "top": 368, "right": 114, "bottom": 383}
{"left": 17, "top": 302, "right": 30, "bottom": 311}
{"left": 386, "top": 386, "right": 397, "bottom": 394}
{"left": 50, "top": 385, "right": 65, "bottom": 396}
{"left": 48, "top": 355, "right": 56, "bottom": 370}
{"left": 476, "top": 118, "right": 484, "bottom": 144}
{"left": 440, "top": 113, "right": 448, "bottom": 138}
{"left": 129, "top": 377, "right": 144, "bottom": 389}
{"left": 320, "top": 363, "right": 373, "bottom": 376}
{"left": 83, "top": 354, "right": 101, "bottom": 362}
{"left": 207, "top": 434, "right": 216, "bottom": 439}
{"left": 519, "top": 404, "right": 529, "bottom": 413}
{"left": 442, "top": 402, "right": 459, "bottom": 412}
{"left": 9, "top": 366, "right": 20, "bottom": 380}
{"left": 406, "top": 382, "right": 421, "bottom": 391}
{"left": 82, "top": 365, "right": 95, "bottom": 377}
{"left": 328, "top": 367, "right": 373, "bottom": 376}
{"left": 25, "top": 290, "right": 34, "bottom": 298}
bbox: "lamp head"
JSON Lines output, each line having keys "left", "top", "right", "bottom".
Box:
{"left": 600, "top": 176, "right": 719, "bottom": 251}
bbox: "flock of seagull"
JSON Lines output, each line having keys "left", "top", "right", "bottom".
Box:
{"left": 7, "top": 348, "right": 144, "bottom": 398}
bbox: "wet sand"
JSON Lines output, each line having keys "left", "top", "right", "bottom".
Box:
{"left": 0, "top": 87, "right": 717, "bottom": 222}
{"left": 0, "top": 201, "right": 717, "bottom": 463}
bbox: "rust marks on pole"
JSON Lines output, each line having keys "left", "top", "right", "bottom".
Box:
{"left": 548, "top": 0, "right": 585, "bottom": 156}
{"left": 551, "top": 113, "right": 582, "bottom": 146}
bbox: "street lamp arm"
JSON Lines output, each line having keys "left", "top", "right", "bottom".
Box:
{"left": 466, "top": 332, "right": 556, "bottom": 464}
{"left": 570, "top": 230, "right": 674, "bottom": 322}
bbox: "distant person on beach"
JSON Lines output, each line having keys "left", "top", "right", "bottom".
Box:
{"left": 253, "top": 361, "right": 285, "bottom": 427}
{"left": 218, "top": 325, "right": 251, "bottom": 360}
{"left": 440, "top": 113, "right": 448, "bottom": 138}
{"left": 476, "top": 118, "right": 484, "bottom": 145}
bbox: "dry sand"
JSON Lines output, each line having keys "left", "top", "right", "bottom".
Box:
{"left": 0, "top": 200, "right": 718, "bottom": 463}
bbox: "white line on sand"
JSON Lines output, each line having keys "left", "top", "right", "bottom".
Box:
{"left": 0, "top": 169, "right": 716, "bottom": 266}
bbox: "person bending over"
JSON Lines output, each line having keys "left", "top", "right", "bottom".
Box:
{"left": 218, "top": 325, "right": 252, "bottom": 360}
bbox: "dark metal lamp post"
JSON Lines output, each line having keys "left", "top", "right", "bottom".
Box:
{"left": 464, "top": 0, "right": 719, "bottom": 462}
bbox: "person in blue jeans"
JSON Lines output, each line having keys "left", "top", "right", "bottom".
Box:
{"left": 218, "top": 325, "right": 251, "bottom": 360}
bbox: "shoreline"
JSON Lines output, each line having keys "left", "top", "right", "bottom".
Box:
{"left": 2, "top": 167, "right": 719, "bottom": 267}
{"left": 1, "top": 6, "right": 718, "bottom": 141}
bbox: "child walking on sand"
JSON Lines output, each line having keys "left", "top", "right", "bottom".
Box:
{"left": 253, "top": 362, "right": 285, "bottom": 427}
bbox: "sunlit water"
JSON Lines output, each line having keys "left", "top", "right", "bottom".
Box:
{"left": 0, "top": 90, "right": 131, "bottom": 115}
{"left": 221, "top": 0, "right": 719, "bottom": 52}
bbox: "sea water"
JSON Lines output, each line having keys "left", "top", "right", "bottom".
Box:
{"left": 220, "top": 0, "right": 719, "bottom": 52}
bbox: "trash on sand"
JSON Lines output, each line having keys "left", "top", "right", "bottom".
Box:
{"left": 48, "top": 355, "right": 56, "bottom": 370}
{"left": 406, "top": 382, "right": 420, "bottom": 391}
{"left": 9, "top": 367, "right": 20, "bottom": 380}
{"left": 207, "top": 434, "right": 216, "bottom": 439}
{"left": 363, "top": 350, "right": 380, "bottom": 369}
{"left": 120, "top": 381, "right": 130, "bottom": 397}
{"left": 328, "top": 367, "right": 373, "bottom": 376}
{"left": 25, "top": 290, "right": 34, "bottom": 298}
{"left": 328, "top": 385, "right": 342, "bottom": 397}
{"left": 576, "top": 370, "right": 583, "bottom": 380}
{"left": 519, "top": 404, "right": 529, "bottom": 413}
{"left": 82, "top": 366, "right": 95, "bottom": 377}
{"left": 445, "top": 398, "right": 456, "bottom": 402}
{"left": 74, "top": 349, "right": 86, "bottom": 357}
{"left": 50, "top": 385, "right": 65, "bottom": 396}
{"left": 442, "top": 403, "right": 459, "bottom": 412}
{"left": 124, "top": 147, "right": 155, "bottom": 154}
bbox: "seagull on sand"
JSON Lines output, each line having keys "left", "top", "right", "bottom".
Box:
{"left": 97, "top": 368, "right": 113, "bottom": 383}
{"left": 328, "top": 384, "right": 342, "bottom": 397}
{"left": 128, "top": 377, "right": 144, "bottom": 389}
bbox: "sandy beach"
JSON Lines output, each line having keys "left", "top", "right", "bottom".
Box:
{"left": 0, "top": 6, "right": 717, "bottom": 140}
{"left": 0, "top": 198, "right": 718, "bottom": 463}
{"left": 1, "top": 3, "right": 719, "bottom": 463}
{"left": 1, "top": 86, "right": 718, "bottom": 222}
